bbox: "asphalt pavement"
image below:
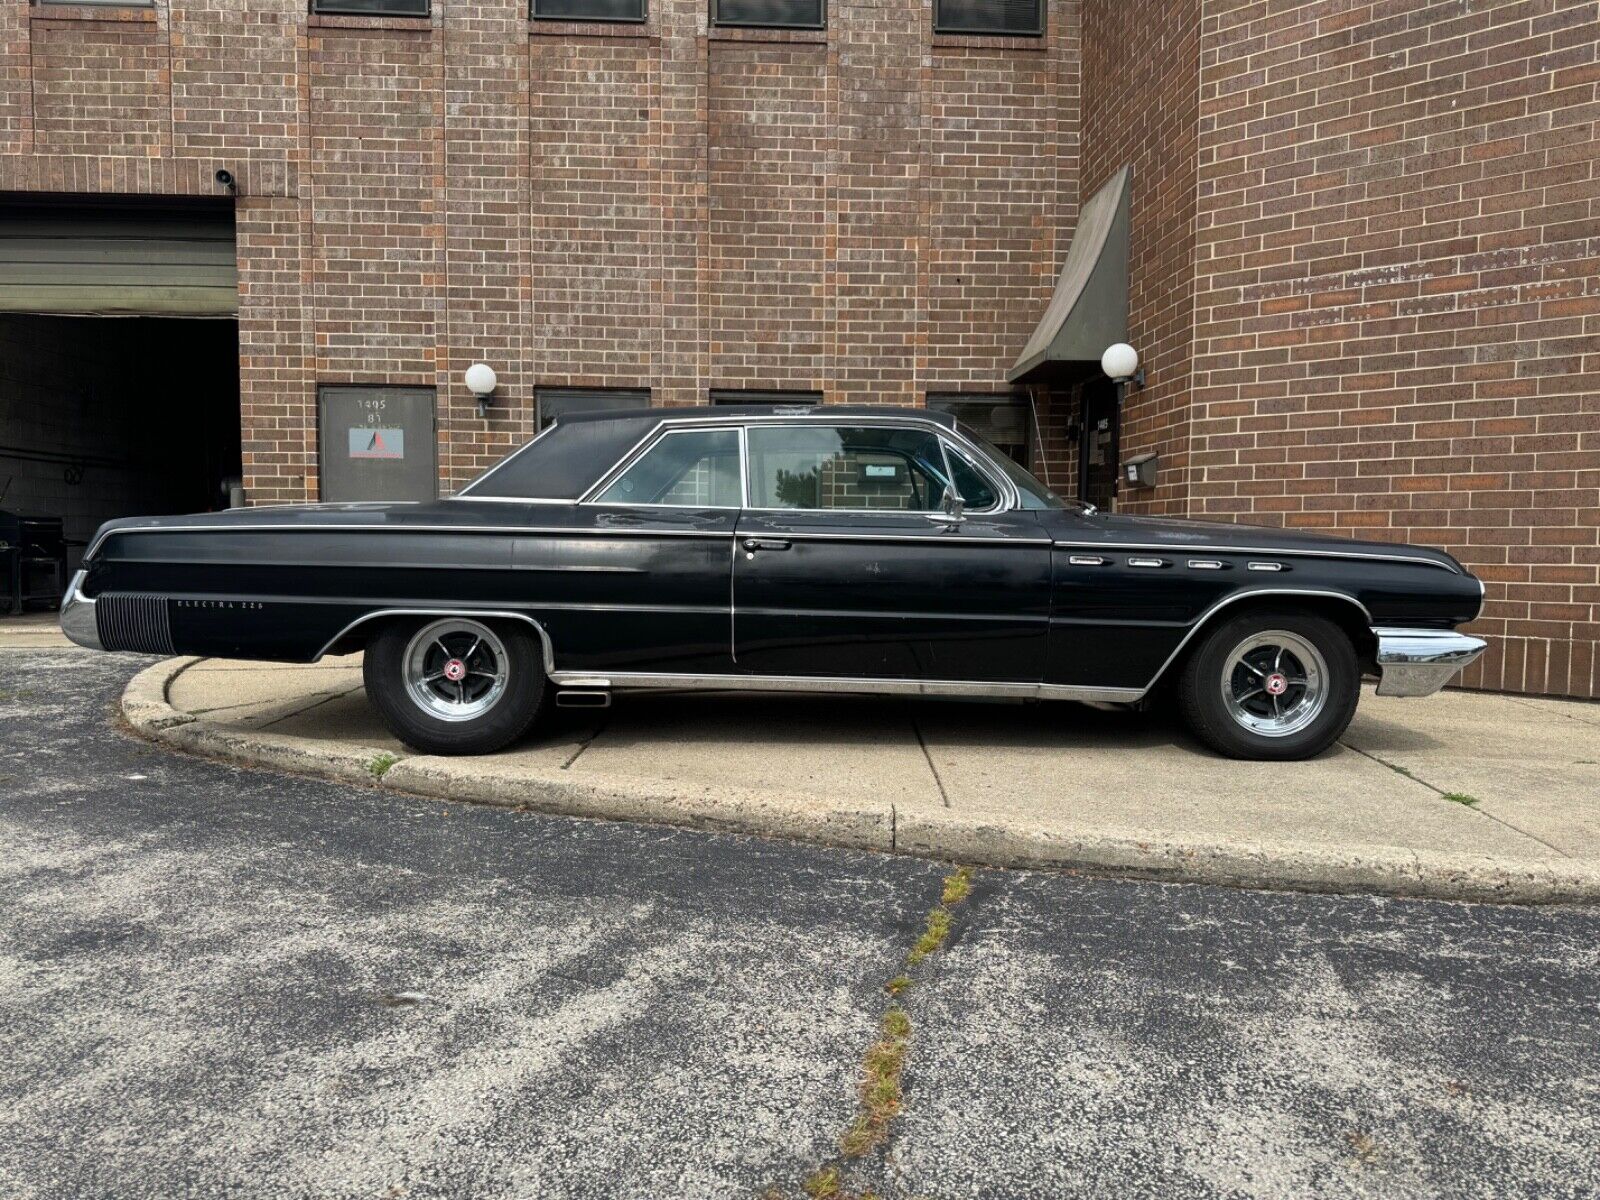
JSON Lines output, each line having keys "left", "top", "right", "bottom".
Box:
{"left": 2, "top": 646, "right": 1597, "bottom": 1199}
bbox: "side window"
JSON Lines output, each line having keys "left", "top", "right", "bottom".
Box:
{"left": 946, "top": 446, "right": 999, "bottom": 510}
{"left": 532, "top": 0, "right": 647, "bottom": 21}
{"left": 595, "top": 428, "right": 742, "bottom": 507}
{"left": 711, "top": 0, "right": 825, "bottom": 31}
{"left": 747, "top": 425, "right": 951, "bottom": 512}
{"left": 313, "top": 0, "right": 430, "bottom": 14}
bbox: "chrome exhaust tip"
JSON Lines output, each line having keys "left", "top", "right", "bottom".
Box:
{"left": 555, "top": 689, "right": 612, "bottom": 709}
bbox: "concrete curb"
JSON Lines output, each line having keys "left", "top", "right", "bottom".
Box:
{"left": 122, "top": 658, "right": 1600, "bottom": 905}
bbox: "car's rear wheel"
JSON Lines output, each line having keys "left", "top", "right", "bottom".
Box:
{"left": 363, "top": 616, "right": 546, "bottom": 755}
{"left": 1177, "top": 609, "right": 1359, "bottom": 760}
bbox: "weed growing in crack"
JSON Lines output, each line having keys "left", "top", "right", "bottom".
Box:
{"left": 941, "top": 865, "right": 974, "bottom": 905}
{"left": 769, "top": 866, "right": 978, "bottom": 1199}
{"left": 907, "top": 906, "right": 952, "bottom": 966}
{"left": 366, "top": 752, "right": 399, "bottom": 780}
{"left": 1442, "top": 792, "right": 1480, "bottom": 807}
{"left": 1345, "top": 1129, "right": 1380, "bottom": 1167}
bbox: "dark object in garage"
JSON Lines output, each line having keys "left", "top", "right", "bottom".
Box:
{"left": 0, "top": 509, "right": 67, "bottom": 613}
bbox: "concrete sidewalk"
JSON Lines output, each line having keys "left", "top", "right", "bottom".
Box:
{"left": 105, "top": 649, "right": 1600, "bottom": 903}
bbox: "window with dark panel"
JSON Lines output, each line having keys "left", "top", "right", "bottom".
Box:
{"left": 532, "top": 0, "right": 647, "bottom": 20}
{"left": 926, "top": 393, "right": 1032, "bottom": 466}
{"left": 535, "top": 387, "right": 651, "bottom": 430}
{"left": 310, "top": 0, "right": 430, "bottom": 16}
{"left": 709, "top": 389, "right": 824, "bottom": 408}
{"left": 933, "top": 0, "right": 1043, "bottom": 36}
{"left": 710, "top": 0, "right": 825, "bottom": 31}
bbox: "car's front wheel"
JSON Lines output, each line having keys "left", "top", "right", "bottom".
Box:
{"left": 1177, "top": 609, "right": 1359, "bottom": 760}
{"left": 363, "top": 615, "right": 546, "bottom": 755}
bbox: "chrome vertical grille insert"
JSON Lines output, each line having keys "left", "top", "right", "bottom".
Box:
{"left": 96, "top": 593, "right": 176, "bottom": 655}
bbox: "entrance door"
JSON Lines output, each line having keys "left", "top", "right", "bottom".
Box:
{"left": 318, "top": 386, "right": 438, "bottom": 503}
{"left": 733, "top": 422, "right": 1051, "bottom": 682}
{"left": 1078, "top": 380, "right": 1119, "bottom": 511}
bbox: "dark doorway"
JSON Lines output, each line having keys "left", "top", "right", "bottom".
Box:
{"left": 1078, "top": 378, "right": 1119, "bottom": 511}
{"left": 0, "top": 314, "right": 242, "bottom": 572}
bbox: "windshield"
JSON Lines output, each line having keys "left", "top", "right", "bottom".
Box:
{"left": 958, "top": 423, "right": 1075, "bottom": 511}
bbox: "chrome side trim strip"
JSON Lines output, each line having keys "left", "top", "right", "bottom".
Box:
{"left": 1051, "top": 540, "right": 1461, "bottom": 573}
{"left": 1372, "top": 627, "right": 1487, "bottom": 697}
{"left": 547, "top": 669, "right": 1143, "bottom": 705}
{"left": 85, "top": 523, "right": 737, "bottom": 559}
{"left": 314, "top": 608, "right": 557, "bottom": 672}
{"left": 1138, "top": 588, "right": 1374, "bottom": 692}
{"left": 92, "top": 522, "right": 1052, "bottom": 559}
{"left": 739, "top": 530, "right": 1051, "bottom": 548}
{"left": 59, "top": 570, "right": 102, "bottom": 651}
{"left": 447, "top": 495, "right": 577, "bottom": 505}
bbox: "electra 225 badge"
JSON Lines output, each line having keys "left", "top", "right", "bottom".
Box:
{"left": 175, "top": 600, "right": 267, "bottom": 610}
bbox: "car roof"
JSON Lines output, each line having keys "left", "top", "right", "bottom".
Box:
{"left": 460, "top": 404, "right": 967, "bottom": 501}
{"left": 554, "top": 404, "right": 959, "bottom": 429}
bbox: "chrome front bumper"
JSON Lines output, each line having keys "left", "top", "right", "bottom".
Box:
{"left": 1373, "top": 626, "right": 1486, "bottom": 697}
{"left": 59, "top": 569, "right": 102, "bottom": 651}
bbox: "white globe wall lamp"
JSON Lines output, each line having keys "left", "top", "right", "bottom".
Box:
{"left": 465, "top": 362, "right": 498, "bottom": 418}
{"left": 1100, "top": 342, "right": 1144, "bottom": 389}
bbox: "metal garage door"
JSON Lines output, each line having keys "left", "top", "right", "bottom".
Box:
{"left": 0, "top": 199, "right": 237, "bottom": 316}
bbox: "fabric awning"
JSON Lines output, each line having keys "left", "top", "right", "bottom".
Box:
{"left": 1008, "top": 165, "right": 1131, "bottom": 383}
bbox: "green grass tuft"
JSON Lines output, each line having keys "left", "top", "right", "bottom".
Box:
{"left": 1442, "top": 791, "right": 1479, "bottom": 807}
{"left": 366, "top": 752, "right": 400, "bottom": 780}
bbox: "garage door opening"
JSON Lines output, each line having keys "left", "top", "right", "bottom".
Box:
{"left": 0, "top": 196, "right": 241, "bottom": 598}
{"left": 0, "top": 314, "right": 242, "bottom": 577}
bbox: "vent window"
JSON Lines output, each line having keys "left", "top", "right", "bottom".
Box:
{"left": 531, "top": 0, "right": 647, "bottom": 21}
{"left": 710, "top": 0, "right": 825, "bottom": 31}
{"left": 933, "top": 0, "right": 1043, "bottom": 37}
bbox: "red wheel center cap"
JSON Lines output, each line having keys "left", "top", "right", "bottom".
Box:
{"left": 1264, "top": 672, "right": 1289, "bottom": 696}
{"left": 442, "top": 658, "right": 467, "bottom": 683}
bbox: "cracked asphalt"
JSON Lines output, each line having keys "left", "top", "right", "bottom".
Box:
{"left": 3, "top": 647, "right": 1598, "bottom": 1199}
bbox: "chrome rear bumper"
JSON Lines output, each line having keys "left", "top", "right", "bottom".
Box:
{"left": 1373, "top": 626, "right": 1486, "bottom": 697}
{"left": 59, "top": 570, "right": 102, "bottom": 651}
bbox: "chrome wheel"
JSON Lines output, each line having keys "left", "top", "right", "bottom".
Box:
{"left": 1219, "top": 630, "right": 1327, "bottom": 738}
{"left": 402, "top": 618, "right": 509, "bottom": 723}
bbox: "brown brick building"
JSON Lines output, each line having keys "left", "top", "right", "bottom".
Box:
{"left": 1, "top": 0, "right": 1597, "bottom": 698}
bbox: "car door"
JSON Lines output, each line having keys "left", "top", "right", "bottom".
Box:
{"left": 509, "top": 424, "right": 742, "bottom": 675}
{"left": 732, "top": 421, "right": 1051, "bottom": 682}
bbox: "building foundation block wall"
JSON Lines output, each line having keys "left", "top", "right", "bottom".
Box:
{"left": 1191, "top": 0, "right": 1600, "bottom": 699}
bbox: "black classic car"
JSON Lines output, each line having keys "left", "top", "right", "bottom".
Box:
{"left": 62, "top": 405, "right": 1486, "bottom": 760}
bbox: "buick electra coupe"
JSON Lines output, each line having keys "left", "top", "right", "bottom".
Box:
{"left": 61, "top": 405, "right": 1486, "bottom": 760}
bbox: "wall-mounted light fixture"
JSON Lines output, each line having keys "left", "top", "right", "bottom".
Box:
{"left": 464, "top": 362, "right": 498, "bottom": 418}
{"left": 1100, "top": 342, "right": 1144, "bottom": 390}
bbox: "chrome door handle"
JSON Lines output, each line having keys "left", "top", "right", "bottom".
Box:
{"left": 741, "top": 537, "right": 792, "bottom": 552}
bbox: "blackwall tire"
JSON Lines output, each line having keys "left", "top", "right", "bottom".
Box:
{"left": 1177, "top": 609, "right": 1359, "bottom": 761}
{"left": 362, "top": 616, "right": 546, "bottom": 756}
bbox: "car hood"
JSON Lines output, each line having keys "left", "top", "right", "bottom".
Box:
{"left": 1044, "top": 512, "right": 1467, "bottom": 572}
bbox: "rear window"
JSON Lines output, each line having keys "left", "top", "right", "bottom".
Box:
{"left": 461, "top": 416, "right": 658, "bottom": 500}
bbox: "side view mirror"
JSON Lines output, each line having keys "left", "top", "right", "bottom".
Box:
{"left": 939, "top": 484, "right": 966, "bottom": 523}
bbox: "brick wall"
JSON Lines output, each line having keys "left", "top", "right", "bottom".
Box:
{"left": 5, "top": 0, "right": 1596, "bottom": 698}
{"left": 3, "top": 1, "right": 1079, "bottom": 497}
{"left": 1078, "top": 0, "right": 1201, "bottom": 516}
{"left": 1191, "top": 0, "right": 1600, "bottom": 698}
